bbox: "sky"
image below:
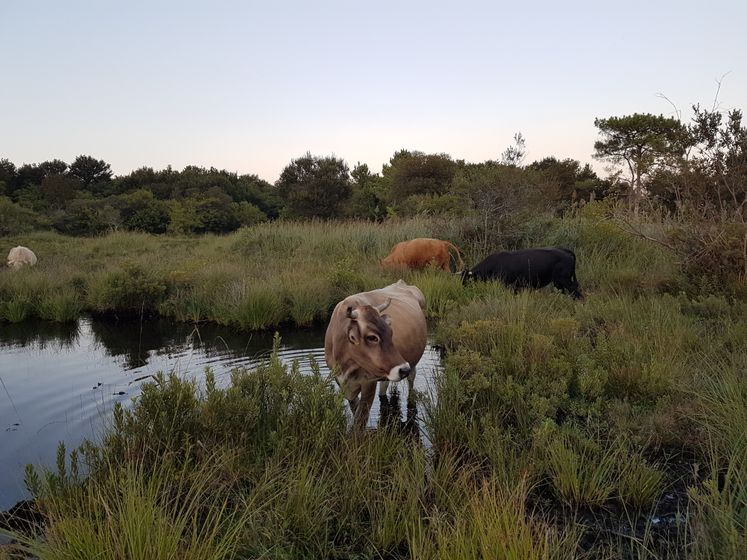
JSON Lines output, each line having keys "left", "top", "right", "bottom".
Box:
{"left": 2, "top": 0, "right": 746, "bottom": 182}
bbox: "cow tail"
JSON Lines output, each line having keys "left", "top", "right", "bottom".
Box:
{"left": 446, "top": 242, "right": 465, "bottom": 271}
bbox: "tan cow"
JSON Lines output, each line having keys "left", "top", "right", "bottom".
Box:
{"left": 7, "top": 246, "right": 38, "bottom": 270}
{"left": 325, "top": 280, "right": 427, "bottom": 427}
{"left": 381, "top": 238, "right": 464, "bottom": 272}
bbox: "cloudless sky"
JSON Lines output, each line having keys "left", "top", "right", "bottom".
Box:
{"left": 2, "top": 0, "right": 746, "bottom": 182}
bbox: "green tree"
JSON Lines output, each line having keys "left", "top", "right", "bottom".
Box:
{"left": 41, "top": 173, "right": 80, "bottom": 208}
{"left": 9, "top": 159, "right": 70, "bottom": 198}
{"left": 347, "top": 163, "right": 385, "bottom": 219}
{"left": 500, "top": 132, "right": 526, "bottom": 166}
{"left": 38, "top": 159, "right": 68, "bottom": 176}
{"left": 689, "top": 106, "right": 747, "bottom": 209}
{"left": 52, "top": 199, "right": 118, "bottom": 236}
{"left": 381, "top": 150, "right": 457, "bottom": 211}
{"left": 167, "top": 199, "right": 202, "bottom": 234}
{"left": 276, "top": 153, "right": 351, "bottom": 219}
{"left": 193, "top": 187, "right": 241, "bottom": 233}
{"left": 686, "top": 106, "right": 747, "bottom": 277}
{"left": 528, "top": 157, "right": 603, "bottom": 205}
{"left": 0, "top": 196, "right": 48, "bottom": 235}
{"left": 454, "top": 163, "right": 542, "bottom": 253}
{"left": 593, "top": 113, "right": 689, "bottom": 214}
{"left": 15, "top": 163, "right": 46, "bottom": 191}
{"left": 234, "top": 201, "right": 267, "bottom": 227}
{"left": 233, "top": 174, "right": 281, "bottom": 218}
{"left": 0, "top": 159, "right": 16, "bottom": 195}
{"left": 111, "top": 166, "right": 176, "bottom": 198}
{"left": 118, "top": 190, "right": 170, "bottom": 233}
{"left": 13, "top": 185, "right": 46, "bottom": 211}
{"left": 69, "top": 155, "right": 113, "bottom": 190}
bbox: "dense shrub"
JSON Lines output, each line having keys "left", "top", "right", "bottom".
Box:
{"left": 0, "top": 196, "right": 48, "bottom": 235}
{"left": 88, "top": 263, "right": 169, "bottom": 314}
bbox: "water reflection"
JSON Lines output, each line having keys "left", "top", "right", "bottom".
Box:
{"left": 89, "top": 320, "right": 264, "bottom": 370}
{"left": 378, "top": 391, "right": 420, "bottom": 439}
{"left": 0, "top": 319, "right": 80, "bottom": 351}
{"left": 0, "top": 316, "right": 441, "bottom": 510}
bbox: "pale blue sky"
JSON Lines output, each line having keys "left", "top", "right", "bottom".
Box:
{"left": 2, "top": 0, "right": 745, "bottom": 181}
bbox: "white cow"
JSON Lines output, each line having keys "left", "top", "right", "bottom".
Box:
{"left": 7, "top": 246, "right": 38, "bottom": 269}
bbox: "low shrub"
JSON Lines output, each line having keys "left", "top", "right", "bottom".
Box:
{"left": 87, "top": 263, "right": 169, "bottom": 315}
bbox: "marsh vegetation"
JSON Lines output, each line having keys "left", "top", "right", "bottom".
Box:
{"left": 1, "top": 208, "right": 745, "bottom": 559}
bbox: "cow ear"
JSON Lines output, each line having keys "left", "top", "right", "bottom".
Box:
{"left": 347, "top": 322, "right": 360, "bottom": 345}
{"left": 382, "top": 314, "right": 392, "bottom": 325}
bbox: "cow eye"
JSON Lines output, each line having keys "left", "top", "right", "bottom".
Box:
{"left": 366, "top": 335, "right": 380, "bottom": 344}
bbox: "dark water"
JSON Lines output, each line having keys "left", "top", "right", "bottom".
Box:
{"left": 0, "top": 317, "right": 442, "bottom": 510}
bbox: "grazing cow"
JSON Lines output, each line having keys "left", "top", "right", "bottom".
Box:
{"left": 325, "top": 280, "right": 427, "bottom": 427}
{"left": 461, "top": 247, "right": 583, "bottom": 299}
{"left": 381, "top": 238, "right": 464, "bottom": 272}
{"left": 7, "top": 246, "right": 38, "bottom": 270}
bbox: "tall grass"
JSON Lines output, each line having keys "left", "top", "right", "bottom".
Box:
{"left": 4, "top": 212, "right": 747, "bottom": 557}
{"left": 1, "top": 218, "right": 458, "bottom": 329}
{"left": 545, "top": 434, "right": 620, "bottom": 508}
{"left": 1, "top": 212, "right": 685, "bottom": 329}
{"left": 10, "top": 456, "right": 251, "bottom": 560}
{"left": 408, "top": 477, "right": 578, "bottom": 560}
{"left": 688, "top": 358, "right": 747, "bottom": 558}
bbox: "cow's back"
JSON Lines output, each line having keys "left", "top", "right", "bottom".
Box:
{"left": 383, "top": 238, "right": 449, "bottom": 270}
{"left": 472, "top": 248, "right": 574, "bottom": 282}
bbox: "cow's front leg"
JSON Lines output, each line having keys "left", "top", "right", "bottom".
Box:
{"left": 378, "top": 379, "right": 390, "bottom": 397}
{"left": 406, "top": 367, "right": 417, "bottom": 404}
{"left": 353, "top": 382, "right": 377, "bottom": 429}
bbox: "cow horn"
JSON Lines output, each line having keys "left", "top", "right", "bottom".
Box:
{"left": 374, "top": 298, "right": 392, "bottom": 313}
{"left": 346, "top": 306, "right": 359, "bottom": 319}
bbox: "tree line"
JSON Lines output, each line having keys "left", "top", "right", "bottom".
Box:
{"left": 0, "top": 156, "right": 278, "bottom": 236}
{"left": 0, "top": 148, "right": 609, "bottom": 238}
{"left": 1, "top": 105, "right": 744, "bottom": 269}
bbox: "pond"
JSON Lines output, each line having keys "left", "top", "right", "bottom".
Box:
{"left": 0, "top": 317, "right": 442, "bottom": 510}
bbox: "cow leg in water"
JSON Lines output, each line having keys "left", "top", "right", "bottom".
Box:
{"left": 354, "top": 383, "right": 377, "bottom": 428}
{"left": 378, "top": 380, "right": 390, "bottom": 398}
{"left": 407, "top": 367, "right": 417, "bottom": 404}
{"left": 348, "top": 395, "right": 360, "bottom": 415}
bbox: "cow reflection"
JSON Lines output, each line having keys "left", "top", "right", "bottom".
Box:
{"left": 377, "top": 386, "right": 420, "bottom": 439}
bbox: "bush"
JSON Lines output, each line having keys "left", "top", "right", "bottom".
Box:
{"left": 119, "top": 190, "right": 171, "bottom": 233}
{"left": 0, "top": 196, "right": 48, "bottom": 235}
{"left": 88, "top": 263, "right": 168, "bottom": 314}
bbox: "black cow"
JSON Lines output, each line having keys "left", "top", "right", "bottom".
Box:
{"left": 461, "top": 247, "right": 583, "bottom": 299}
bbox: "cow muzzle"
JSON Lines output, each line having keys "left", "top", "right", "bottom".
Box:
{"left": 388, "top": 362, "right": 411, "bottom": 381}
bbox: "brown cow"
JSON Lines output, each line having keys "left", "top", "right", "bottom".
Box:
{"left": 324, "top": 280, "right": 427, "bottom": 427}
{"left": 381, "top": 238, "right": 464, "bottom": 272}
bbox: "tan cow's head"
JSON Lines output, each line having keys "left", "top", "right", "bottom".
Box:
{"left": 341, "top": 299, "right": 411, "bottom": 382}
